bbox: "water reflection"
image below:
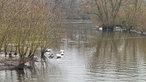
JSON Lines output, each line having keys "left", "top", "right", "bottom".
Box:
{"left": 1, "top": 23, "right": 146, "bottom": 82}
{"left": 87, "top": 32, "right": 146, "bottom": 82}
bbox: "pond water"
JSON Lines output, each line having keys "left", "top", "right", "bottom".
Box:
{"left": 0, "top": 22, "right": 146, "bottom": 82}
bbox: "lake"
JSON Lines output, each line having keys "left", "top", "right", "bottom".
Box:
{"left": 0, "top": 22, "right": 146, "bottom": 82}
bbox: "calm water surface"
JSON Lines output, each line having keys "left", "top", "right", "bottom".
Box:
{"left": 0, "top": 23, "right": 146, "bottom": 82}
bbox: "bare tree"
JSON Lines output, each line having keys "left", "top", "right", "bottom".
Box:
{"left": 0, "top": 0, "right": 62, "bottom": 64}
{"left": 82, "top": 0, "right": 146, "bottom": 28}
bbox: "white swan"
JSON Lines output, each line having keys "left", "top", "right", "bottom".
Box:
{"left": 44, "top": 49, "right": 54, "bottom": 59}
{"left": 56, "top": 50, "right": 64, "bottom": 59}
{"left": 56, "top": 53, "right": 62, "bottom": 59}
{"left": 60, "top": 50, "right": 64, "bottom": 56}
{"left": 43, "top": 49, "right": 64, "bottom": 59}
{"left": 45, "top": 48, "right": 52, "bottom": 52}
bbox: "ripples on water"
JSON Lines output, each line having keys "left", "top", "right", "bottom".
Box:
{"left": 1, "top": 24, "right": 146, "bottom": 82}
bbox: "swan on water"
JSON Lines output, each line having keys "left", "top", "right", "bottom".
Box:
{"left": 56, "top": 50, "right": 64, "bottom": 59}
{"left": 43, "top": 49, "right": 64, "bottom": 59}
{"left": 60, "top": 50, "right": 64, "bottom": 56}
{"left": 56, "top": 53, "right": 62, "bottom": 59}
{"left": 44, "top": 49, "right": 54, "bottom": 59}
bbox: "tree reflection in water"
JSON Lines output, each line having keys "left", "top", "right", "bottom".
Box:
{"left": 0, "top": 59, "right": 65, "bottom": 82}
{"left": 87, "top": 32, "right": 146, "bottom": 81}
{"left": 1, "top": 29, "right": 146, "bottom": 82}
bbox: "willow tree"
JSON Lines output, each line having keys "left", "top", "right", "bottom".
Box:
{"left": 0, "top": 0, "right": 61, "bottom": 63}
{"left": 82, "top": 0, "right": 145, "bottom": 28}
{"left": 82, "top": 0, "right": 123, "bottom": 26}
{"left": 121, "top": 0, "right": 144, "bottom": 28}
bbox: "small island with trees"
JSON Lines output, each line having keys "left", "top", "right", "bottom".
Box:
{"left": 82, "top": 0, "right": 146, "bottom": 34}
